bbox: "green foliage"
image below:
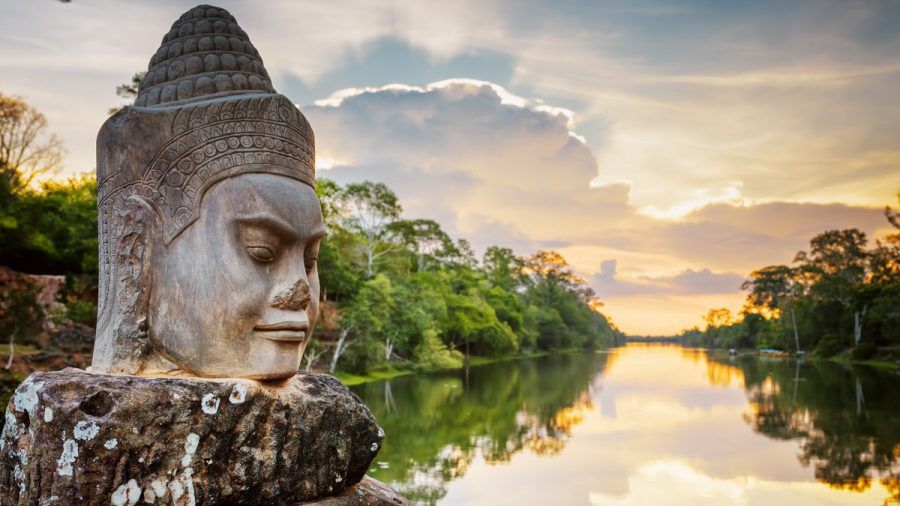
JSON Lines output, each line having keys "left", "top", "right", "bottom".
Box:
{"left": 64, "top": 299, "right": 96, "bottom": 326}
{"left": 0, "top": 169, "right": 99, "bottom": 348}
{"left": 683, "top": 220, "right": 900, "bottom": 361}
{"left": 413, "top": 330, "right": 463, "bottom": 370}
{"left": 815, "top": 332, "right": 846, "bottom": 357}
{"left": 332, "top": 181, "right": 404, "bottom": 278}
{"left": 0, "top": 165, "right": 622, "bottom": 370}
{"left": 0, "top": 273, "right": 42, "bottom": 346}
{"left": 109, "top": 72, "right": 146, "bottom": 115}
{"left": 482, "top": 246, "right": 525, "bottom": 291}
{"left": 0, "top": 174, "right": 97, "bottom": 276}
{"left": 353, "top": 352, "right": 606, "bottom": 502}
{"left": 317, "top": 179, "right": 622, "bottom": 373}
{"left": 338, "top": 274, "right": 395, "bottom": 372}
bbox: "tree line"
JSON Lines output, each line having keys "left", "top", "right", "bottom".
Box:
{"left": 679, "top": 205, "right": 900, "bottom": 360}
{"left": 310, "top": 179, "right": 622, "bottom": 373}
{"left": 0, "top": 92, "right": 622, "bottom": 375}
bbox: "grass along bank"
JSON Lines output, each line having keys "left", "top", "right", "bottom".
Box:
{"left": 334, "top": 347, "right": 588, "bottom": 386}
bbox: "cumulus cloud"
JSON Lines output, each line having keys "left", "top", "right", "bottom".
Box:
{"left": 305, "top": 79, "right": 603, "bottom": 250}
{"left": 5, "top": 0, "right": 897, "bottom": 213}
{"left": 304, "top": 79, "right": 891, "bottom": 333}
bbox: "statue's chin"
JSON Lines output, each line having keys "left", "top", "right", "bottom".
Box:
{"left": 145, "top": 345, "right": 302, "bottom": 382}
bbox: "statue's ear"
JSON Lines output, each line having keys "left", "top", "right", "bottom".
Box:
{"left": 106, "top": 194, "right": 162, "bottom": 373}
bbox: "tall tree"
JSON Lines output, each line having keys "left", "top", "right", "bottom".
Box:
{"left": 335, "top": 181, "right": 402, "bottom": 277}
{"left": 742, "top": 264, "right": 802, "bottom": 351}
{"left": 794, "top": 229, "right": 869, "bottom": 286}
{"left": 450, "top": 239, "right": 477, "bottom": 269}
{"left": 483, "top": 246, "right": 526, "bottom": 291}
{"left": 391, "top": 219, "right": 454, "bottom": 272}
{"left": 331, "top": 274, "right": 394, "bottom": 372}
{"left": 0, "top": 93, "right": 65, "bottom": 193}
{"left": 525, "top": 250, "right": 586, "bottom": 305}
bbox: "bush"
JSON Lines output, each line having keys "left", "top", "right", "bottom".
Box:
{"left": 64, "top": 299, "right": 96, "bottom": 326}
{"left": 815, "top": 332, "right": 846, "bottom": 357}
{"left": 339, "top": 337, "right": 384, "bottom": 374}
{"left": 413, "top": 330, "right": 463, "bottom": 370}
{"left": 0, "top": 270, "right": 43, "bottom": 346}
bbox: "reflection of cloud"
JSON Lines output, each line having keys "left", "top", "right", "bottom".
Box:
{"left": 589, "top": 460, "right": 745, "bottom": 506}
{"left": 588, "top": 460, "right": 891, "bottom": 506}
{"left": 599, "top": 387, "right": 617, "bottom": 419}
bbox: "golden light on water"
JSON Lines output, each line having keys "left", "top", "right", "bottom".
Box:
{"left": 439, "top": 344, "right": 896, "bottom": 505}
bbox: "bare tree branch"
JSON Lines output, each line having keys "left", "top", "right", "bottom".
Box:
{"left": 0, "top": 93, "right": 66, "bottom": 192}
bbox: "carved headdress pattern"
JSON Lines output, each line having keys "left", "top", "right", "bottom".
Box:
{"left": 135, "top": 5, "right": 275, "bottom": 107}
{"left": 94, "top": 4, "right": 315, "bottom": 348}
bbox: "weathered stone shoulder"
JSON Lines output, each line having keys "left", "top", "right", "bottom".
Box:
{"left": 0, "top": 370, "right": 386, "bottom": 505}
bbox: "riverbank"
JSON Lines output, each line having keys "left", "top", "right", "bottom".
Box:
{"left": 704, "top": 346, "right": 900, "bottom": 371}
{"left": 335, "top": 347, "right": 589, "bottom": 386}
{"left": 828, "top": 348, "right": 900, "bottom": 371}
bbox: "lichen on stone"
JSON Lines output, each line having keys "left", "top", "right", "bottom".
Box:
{"left": 228, "top": 383, "right": 247, "bottom": 404}
{"left": 13, "top": 379, "right": 45, "bottom": 420}
{"left": 181, "top": 432, "right": 200, "bottom": 468}
{"left": 200, "top": 393, "right": 220, "bottom": 415}
{"left": 73, "top": 420, "right": 100, "bottom": 441}
{"left": 56, "top": 439, "right": 78, "bottom": 477}
{"left": 110, "top": 478, "right": 141, "bottom": 506}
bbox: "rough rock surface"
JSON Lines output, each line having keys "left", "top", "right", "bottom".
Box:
{"left": 0, "top": 369, "right": 385, "bottom": 505}
{"left": 304, "top": 477, "right": 407, "bottom": 506}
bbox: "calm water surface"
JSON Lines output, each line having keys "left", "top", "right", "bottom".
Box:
{"left": 351, "top": 343, "right": 900, "bottom": 505}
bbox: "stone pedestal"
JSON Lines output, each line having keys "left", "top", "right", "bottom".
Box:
{"left": 304, "top": 476, "right": 406, "bottom": 506}
{"left": 0, "top": 369, "right": 401, "bottom": 505}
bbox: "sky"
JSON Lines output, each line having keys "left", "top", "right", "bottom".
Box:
{"left": 1, "top": 0, "right": 898, "bottom": 334}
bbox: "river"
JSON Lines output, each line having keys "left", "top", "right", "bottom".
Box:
{"left": 351, "top": 343, "right": 900, "bottom": 505}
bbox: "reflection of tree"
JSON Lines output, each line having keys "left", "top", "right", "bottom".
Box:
{"left": 352, "top": 352, "right": 607, "bottom": 504}
{"left": 705, "top": 357, "right": 745, "bottom": 387}
{"left": 714, "top": 356, "right": 900, "bottom": 504}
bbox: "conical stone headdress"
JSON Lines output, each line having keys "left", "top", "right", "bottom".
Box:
{"left": 98, "top": 4, "right": 314, "bottom": 243}
{"left": 95, "top": 4, "right": 315, "bottom": 339}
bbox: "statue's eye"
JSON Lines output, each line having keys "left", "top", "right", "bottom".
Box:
{"left": 305, "top": 257, "right": 317, "bottom": 273}
{"left": 247, "top": 246, "right": 275, "bottom": 263}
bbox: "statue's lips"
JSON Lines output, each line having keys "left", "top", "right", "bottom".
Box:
{"left": 254, "top": 322, "right": 308, "bottom": 342}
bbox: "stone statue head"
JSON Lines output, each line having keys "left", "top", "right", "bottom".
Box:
{"left": 91, "top": 5, "right": 323, "bottom": 380}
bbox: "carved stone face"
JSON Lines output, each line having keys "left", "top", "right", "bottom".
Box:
{"left": 148, "top": 173, "right": 323, "bottom": 380}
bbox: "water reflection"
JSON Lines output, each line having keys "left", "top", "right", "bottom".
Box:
{"left": 353, "top": 345, "right": 900, "bottom": 505}
{"left": 352, "top": 353, "right": 607, "bottom": 502}
{"left": 711, "top": 354, "right": 900, "bottom": 503}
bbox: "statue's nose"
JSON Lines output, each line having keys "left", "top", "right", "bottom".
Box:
{"left": 271, "top": 277, "right": 311, "bottom": 311}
